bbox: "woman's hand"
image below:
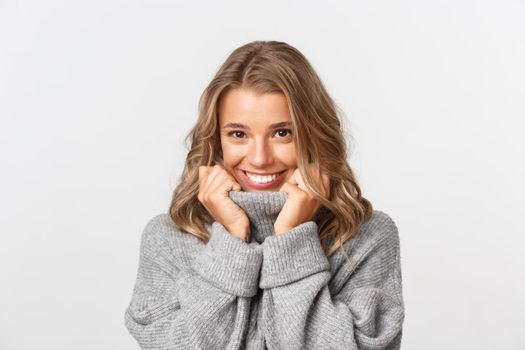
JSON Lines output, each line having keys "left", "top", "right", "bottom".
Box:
{"left": 198, "top": 165, "right": 250, "bottom": 241}
{"left": 274, "top": 164, "right": 330, "bottom": 235}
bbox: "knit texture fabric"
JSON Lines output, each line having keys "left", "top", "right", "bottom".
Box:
{"left": 124, "top": 191, "right": 405, "bottom": 349}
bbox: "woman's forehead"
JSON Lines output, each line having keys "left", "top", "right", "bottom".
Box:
{"left": 218, "top": 88, "right": 291, "bottom": 127}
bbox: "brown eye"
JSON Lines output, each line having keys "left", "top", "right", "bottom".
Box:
{"left": 275, "top": 129, "right": 292, "bottom": 137}
{"left": 229, "top": 131, "right": 245, "bottom": 138}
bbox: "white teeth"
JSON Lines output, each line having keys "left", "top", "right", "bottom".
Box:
{"left": 246, "top": 172, "right": 278, "bottom": 184}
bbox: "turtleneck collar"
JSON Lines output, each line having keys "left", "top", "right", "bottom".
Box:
{"left": 228, "top": 190, "right": 327, "bottom": 243}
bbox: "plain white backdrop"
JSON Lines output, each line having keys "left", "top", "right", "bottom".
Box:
{"left": 1, "top": 0, "right": 524, "bottom": 349}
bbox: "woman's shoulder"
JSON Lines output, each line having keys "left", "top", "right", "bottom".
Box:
{"left": 360, "top": 209, "right": 399, "bottom": 240}
{"left": 340, "top": 209, "right": 400, "bottom": 258}
{"left": 138, "top": 213, "right": 206, "bottom": 267}
{"left": 143, "top": 212, "right": 209, "bottom": 243}
{"left": 142, "top": 213, "right": 182, "bottom": 236}
{"left": 360, "top": 209, "right": 399, "bottom": 245}
{"left": 137, "top": 213, "right": 174, "bottom": 246}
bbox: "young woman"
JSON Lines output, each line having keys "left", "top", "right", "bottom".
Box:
{"left": 124, "top": 41, "right": 405, "bottom": 349}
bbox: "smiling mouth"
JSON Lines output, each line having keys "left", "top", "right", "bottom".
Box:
{"left": 240, "top": 169, "right": 286, "bottom": 187}
{"left": 243, "top": 170, "right": 286, "bottom": 176}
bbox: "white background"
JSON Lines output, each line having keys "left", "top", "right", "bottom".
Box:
{"left": 1, "top": 0, "right": 524, "bottom": 349}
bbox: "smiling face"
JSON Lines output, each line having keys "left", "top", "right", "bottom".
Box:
{"left": 218, "top": 88, "right": 297, "bottom": 192}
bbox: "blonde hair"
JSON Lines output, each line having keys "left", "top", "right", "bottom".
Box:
{"left": 169, "top": 40, "right": 373, "bottom": 259}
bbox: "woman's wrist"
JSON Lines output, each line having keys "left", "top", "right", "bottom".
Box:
{"left": 225, "top": 224, "right": 250, "bottom": 241}
{"left": 274, "top": 225, "right": 292, "bottom": 235}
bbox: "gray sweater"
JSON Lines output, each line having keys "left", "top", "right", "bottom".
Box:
{"left": 124, "top": 191, "right": 405, "bottom": 349}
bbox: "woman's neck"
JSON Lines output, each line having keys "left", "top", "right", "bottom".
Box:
{"left": 227, "top": 190, "right": 328, "bottom": 243}
{"left": 228, "top": 190, "right": 287, "bottom": 243}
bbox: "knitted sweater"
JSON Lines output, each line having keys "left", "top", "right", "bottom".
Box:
{"left": 124, "top": 190, "right": 405, "bottom": 349}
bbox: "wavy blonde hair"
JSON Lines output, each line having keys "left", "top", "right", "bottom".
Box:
{"left": 169, "top": 40, "right": 373, "bottom": 259}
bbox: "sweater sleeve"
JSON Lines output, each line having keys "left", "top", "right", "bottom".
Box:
{"left": 259, "top": 214, "right": 404, "bottom": 350}
{"left": 124, "top": 215, "right": 263, "bottom": 349}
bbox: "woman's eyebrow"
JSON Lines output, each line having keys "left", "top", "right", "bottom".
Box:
{"left": 222, "top": 121, "right": 292, "bottom": 129}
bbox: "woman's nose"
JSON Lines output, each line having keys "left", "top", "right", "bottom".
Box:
{"left": 248, "top": 140, "right": 274, "bottom": 168}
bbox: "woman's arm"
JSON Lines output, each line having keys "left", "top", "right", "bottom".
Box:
{"left": 124, "top": 214, "right": 262, "bottom": 349}
{"left": 259, "top": 212, "right": 404, "bottom": 350}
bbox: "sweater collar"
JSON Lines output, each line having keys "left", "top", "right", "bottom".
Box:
{"left": 228, "top": 190, "right": 327, "bottom": 243}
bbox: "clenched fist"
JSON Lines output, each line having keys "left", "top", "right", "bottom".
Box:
{"left": 198, "top": 165, "right": 250, "bottom": 241}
